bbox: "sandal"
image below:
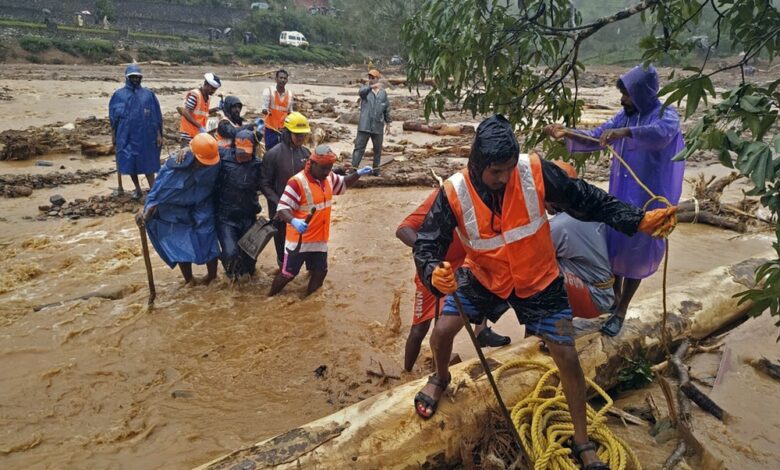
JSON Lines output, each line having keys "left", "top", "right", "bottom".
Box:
{"left": 600, "top": 312, "right": 624, "bottom": 337}
{"left": 476, "top": 326, "right": 511, "bottom": 348}
{"left": 572, "top": 441, "right": 609, "bottom": 470}
{"left": 414, "top": 373, "right": 450, "bottom": 420}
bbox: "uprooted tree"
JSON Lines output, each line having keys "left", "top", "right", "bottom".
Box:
{"left": 402, "top": 0, "right": 780, "bottom": 329}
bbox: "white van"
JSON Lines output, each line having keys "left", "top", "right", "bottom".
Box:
{"left": 279, "top": 31, "right": 309, "bottom": 48}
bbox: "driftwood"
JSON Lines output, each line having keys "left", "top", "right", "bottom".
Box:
{"left": 669, "top": 339, "right": 725, "bottom": 421}
{"left": 748, "top": 357, "right": 780, "bottom": 381}
{"left": 194, "top": 255, "right": 770, "bottom": 470}
{"left": 662, "top": 441, "right": 687, "bottom": 470}
{"left": 80, "top": 141, "right": 114, "bottom": 157}
{"left": 402, "top": 121, "right": 475, "bottom": 136}
{"left": 33, "top": 285, "right": 127, "bottom": 312}
{"left": 675, "top": 172, "right": 753, "bottom": 232}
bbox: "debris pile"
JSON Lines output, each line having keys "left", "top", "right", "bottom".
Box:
{"left": 0, "top": 169, "right": 116, "bottom": 198}
{"left": 37, "top": 193, "right": 141, "bottom": 220}
{"left": 0, "top": 117, "right": 114, "bottom": 161}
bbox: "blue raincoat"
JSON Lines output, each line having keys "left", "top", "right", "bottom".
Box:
{"left": 108, "top": 64, "right": 163, "bottom": 175}
{"left": 565, "top": 64, "right": 685, "bottom": 279}
{"left": 144, "top": 151, "right": 221, "bottom": 268}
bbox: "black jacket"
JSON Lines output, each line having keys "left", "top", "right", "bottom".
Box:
{"left": 413, "top": 159, "right": 645, "bottom": 296}
{"left": 215, "top": 148, "right": 263, "bottom": 222}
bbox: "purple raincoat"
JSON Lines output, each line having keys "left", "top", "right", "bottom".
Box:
{"left": 565, "top": 64, "right": 685, "bottom": 279}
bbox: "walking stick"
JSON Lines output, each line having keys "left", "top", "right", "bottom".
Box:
{"left": 449, "top": 280, "right": 523, "bottom": 451}
{"left": 135, "top": 214, "right": 156, "bottom": 306}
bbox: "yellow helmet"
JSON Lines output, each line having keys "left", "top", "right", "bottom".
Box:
{"left": 283, "top": 112, "right": 311, "bottom": 134}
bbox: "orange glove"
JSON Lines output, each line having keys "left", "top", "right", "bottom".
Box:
{"left": 638, "top": 206, "right": 678, "bottom": 238}
{"left": 432, "top": 261, "right": 458, "bottom": 295}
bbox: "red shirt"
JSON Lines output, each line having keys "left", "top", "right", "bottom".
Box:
{"left": 398, "top": 189, "right": 466, "bottom": 269}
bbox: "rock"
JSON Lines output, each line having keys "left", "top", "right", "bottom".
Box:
{"left": 59, "top": 123, "right": 75, "bottom": 131}
{"left": 59, "top": 165, "right": 66, "bottom": 170}
{"left": 8, "top": 185, "right": 33, "bottom": 197}
{"left": 38, "top": 205, "right": 51, "bottom": 212}
{"left": 323, "top": 97, "right": 337, "bottom": 104}
{"left": 48, "top": 210, "right": 59, "bottom": 216}
{"left": 35, "top": 160, "right": 54, "bottom": 167}
{"left": 49, "top": 194, "right": 66, "bottom": 206}
{"left": 336, "top": 111, "right": 360, "bottom": 125}
{"left": 69, "top": 215, "right": 80, "bottom": 220}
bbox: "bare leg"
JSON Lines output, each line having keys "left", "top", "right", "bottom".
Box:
{"left": 129, "top": 175, "right": 143, "bottom": 198}
{"left": 269, "top": 274, "right": 293, "bottom": 296}
{"left": 116, "top": 172, "right": 124, "bottom": 193}
{"left": 404, "top": 320, "right": 432, "bottom": 372}
{"left": 200, "top": 258, "right": 218, "bottom": 284}
{"left": 615, "top": 277, "right": 641, "bottom": 320}
{"left": 546, "top": 342, "right": 602, "bottom": 467}
{"left": 416, "top": 315, "right": 462, "bottom": 416}
{"left": 145, "top": 173, "right": 156, "bottom": 191}
{"left": 613, "top": 275, "right": 623, "bottom": 308}
{"left": 305, "top": 270, "right": 327, "bottom": 296}
{"left": 178, "top": 262, "right": 194, "bottom": 283}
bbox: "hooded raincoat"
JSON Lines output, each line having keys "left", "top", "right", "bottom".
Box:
{"left": 108, "top": 64, "right": 163, "bottom": 175}
{"left": 565, "top": 64, "right": 685, "bottom": 279}
{"left": 144, "top": 151, "right": 221, "bottom": 268}
{"left": 215, "top": 140, "right": 263, "bottom": 278}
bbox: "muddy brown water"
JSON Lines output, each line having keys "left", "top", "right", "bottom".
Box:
{"left": 0, "top": 65, "right": 776, "bottom": 469}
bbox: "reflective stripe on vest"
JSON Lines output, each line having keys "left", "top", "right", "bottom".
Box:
{"left": 285, "top": 171, "right": 334, "bottom": 247}
{"left": 179, "top": 89, "right": 209, "bottom": 137}
{"left": 451, "top": 154, "right": 545, "bottom": 251}
{"left": 266, "top": 89, "right": 290, "bottom": 130}
{"left": 293, "top": 172, "right": 333, "bottom": 212}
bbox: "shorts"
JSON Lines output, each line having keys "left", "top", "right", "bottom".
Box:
{"left": 281, "top": 251, "right": 328, "bottom": 278}
{"left": 412, "top": 275, "right": 444, "bottom": 326}
{"left": 563, "top": 273, "right": 600, "bottom": 319}
{"left": 441, "top": 269, "right": 574, "bottom": 346}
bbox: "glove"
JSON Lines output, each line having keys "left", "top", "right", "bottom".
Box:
{"left": 357, "top": 166, "right": 373, "bottom": 176}
{"left": 432, "top": 261, "right": 458, "bottom": 295}
{"left": 291, "top": 218, "right": 308, "bottom": 234}
{"left": 638, "top": 206, "right": 678, "bottom": 238}
{"left": 199, "top": 127, "right": 208, "bottom": 134}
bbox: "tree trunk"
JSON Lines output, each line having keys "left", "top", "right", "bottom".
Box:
{"left": 195, "top": 255, "right": 770, "bottom": 470}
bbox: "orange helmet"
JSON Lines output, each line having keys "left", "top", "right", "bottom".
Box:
{"left": 552, "top": 159, "right": 577, "bottom": 178}
{"left": 190, "top": 134, "right": 220, "bottom": 166}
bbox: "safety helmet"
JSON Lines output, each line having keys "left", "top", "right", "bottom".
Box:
{"left": 283, "top": 112, "right": 311, "bottom": 134}
{"left": 551, "top": 159, "right": 577, "bottom": 178}
{"left": 189, "top": 134, "right": 220, "bottom": 166}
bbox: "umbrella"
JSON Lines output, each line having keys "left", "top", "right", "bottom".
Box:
{"left": 80, "top": 10, "right": 92, "bottom": 15}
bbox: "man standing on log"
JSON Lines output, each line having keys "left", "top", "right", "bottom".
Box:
{"left": 350, "top": 69, "right": 391, "bottom": 176}
{"left": 544, "top": 64, "right": 685, "bottom": 337}
{"left": 108, "top": 64, "right": 163, "bottom": 199}
{"left": 413, "top": 115, "right": 678, "bottom": 469}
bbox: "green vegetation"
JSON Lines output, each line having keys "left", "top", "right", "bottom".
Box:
{"left": 404, "top": 0, "right": 780, "bottom": 330}
{"left": 19, "top": 36, "right": 52, "bottom": 53}
{"left": 17, "top": 36, "right": 115, "bottom": 61}
{"left": 616, "top": 349, "right": 654, "bottom": 391}
{"left": 236, "top": 44, "right": 360, "bottom": 65}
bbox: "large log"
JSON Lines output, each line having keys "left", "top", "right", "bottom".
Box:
{"left": 196, "top": 255, "right": 770, "bottom": 470}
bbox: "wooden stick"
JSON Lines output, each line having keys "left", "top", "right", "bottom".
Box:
{"left": 136, "top": 216, "right": 156, "bottom": 306}
{"left": 605, "top": 406, "right": 650, "bottom": 429}
{"left": 662, "top": 441, "right": 687, "bottom": 470}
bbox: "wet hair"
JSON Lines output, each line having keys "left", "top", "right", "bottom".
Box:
{"left": 468, "top": 114, "right": 519, "bottom": 177}
{"left": 276, "top": 69, "right": 288, "bottom": 79}
{"left": 616, "top": 78, "right": 628, "bottom": 94}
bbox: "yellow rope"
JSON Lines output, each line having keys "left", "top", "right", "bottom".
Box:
{"left": 495, "top": 360, "right": 642, "bottom": 470}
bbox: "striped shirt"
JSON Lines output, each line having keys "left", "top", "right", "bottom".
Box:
{"left": 278, "top": 171, "right": 346, "bottom": 252}
{"left": 180, "top": 91, "right": 210, "bottom": 142}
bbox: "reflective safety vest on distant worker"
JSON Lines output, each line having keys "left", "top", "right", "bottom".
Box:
{"left": 217, "top": 117, "right": 241, "bottom": 148}
{"left": 285, "top": 170, "right": 333, "bottom": 252}
{"left": 266, "top": 89, "right": 290, "bottom": 131}
{"left": 444, "top": 152, "right": 559, "bottom": 299}
{"left": 179, "top": 89, "right": 209, "bottom": 138}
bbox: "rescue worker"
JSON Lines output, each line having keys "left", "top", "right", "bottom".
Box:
{"left": 261, "top": 69, "right": 294, "bottom": 151}
{"left": 545, "top": 64, "right": 685, "bottom": 337}
{"left": 108, "top": 64, "right": 163, "bottom": 199}
{"left": 396, "top": 188, "right": 511, "bottom": 373}
{"left": 350, "top": 69, "right": 391, "bottom": 176}
{"left": 259, "top": 111, "right": 311, "bottom": 269}
{"left": 137, "top": 134, "right": 222, "bottom": 285}
{"left": 216, "top": 95, "right": 260, "bottom": 149}
{"left": 179, "top": 72, "right": 222, "bottom": 145}
{"left": 268, "top": 145, "right": 373, "bottom": 297}
{"left": 413, "top": 115, "right": 677, "bottom": 470}
{"left": 215, "top": 130, "right": 263, "bottom": 279}
{"left": 548, "top": 161, "right": 615, "bottom": 319}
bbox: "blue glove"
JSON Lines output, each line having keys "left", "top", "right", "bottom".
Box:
{"left": 291, "top": 218, "right": 308, "bottom": 234}
{"left": 199, "top": 127, "right": 208, "bottom": 134}
{"left": 218, "top": 98, "right": 224, "bottom": 110}
{"left": 255, "top": 118, "right": 265, "bottom": 132}
{"left": 357, "top": 166, "right": 373, "bottom": 176}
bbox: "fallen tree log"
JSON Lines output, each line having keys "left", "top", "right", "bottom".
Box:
{"left": 402, "top": 121, "right": 475, "bottom": 136}
{"left": 195, "top": 255, "right": 770, "bottom": 470}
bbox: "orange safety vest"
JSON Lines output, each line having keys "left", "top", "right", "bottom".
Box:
{"left": 444, "top": 152, "right": 559, "bottom": 299}
{"left": 179, "top": 89, "right": 209, "bottom": 138}
{"left": 217, "top": 117, "right": 241, "bottom": 148}
{"left": 284, "top": 170, "right": 333, "bottom": 252}
{"left": 266, "top": 88, "right": 290, "bottom": 131}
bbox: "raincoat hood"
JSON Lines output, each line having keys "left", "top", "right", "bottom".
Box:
{"left": 124, "top": 64, "right": 143, "bottom": 89}
{"left": 223, "top": 95, "right": 243, "bottom": 123}
{"left": 619, "top": 64, "right": 660, "bottom": 115}
{"left": 468, "top": 114, "right": 519, "bottom": 186}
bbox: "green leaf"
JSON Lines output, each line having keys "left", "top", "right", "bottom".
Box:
{"left": 775, "top": 134, "right": 780, "bottom": 154}
{"left": 719, "top": 149, "right": 734, "bottom": 168}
